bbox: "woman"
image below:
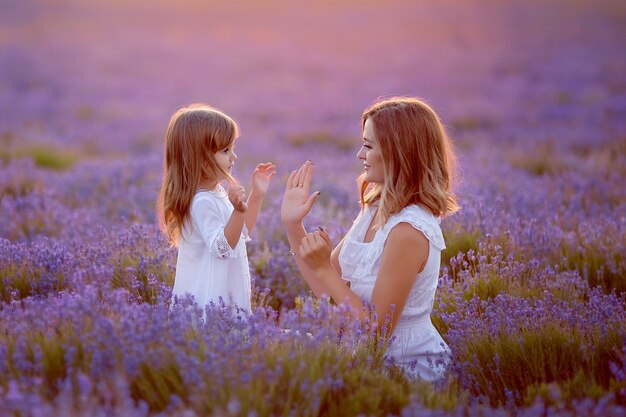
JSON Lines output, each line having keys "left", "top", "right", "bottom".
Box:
{"left": 280, "top": 97, "right": 459, "bottom": 380}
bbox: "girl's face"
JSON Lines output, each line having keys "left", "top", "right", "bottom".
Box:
{"left": 357, "top": 118, "right": 384, "bottom": 183}
{"left": 214, "top": 138, "right": 238, "bottom": 179}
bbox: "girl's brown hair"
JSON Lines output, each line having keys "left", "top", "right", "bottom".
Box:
{"left": 358, "top": 97, "right": 459, "bottom": 224}
{"left": 157, "top": 104, "right": 238, "bottom": 246}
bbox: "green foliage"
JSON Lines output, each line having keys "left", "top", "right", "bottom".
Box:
{"left": 111, "top": 329, "right": 410, "bottom": 416}
{"left": 450, "top": 115, "right": 494, "bottom": 132}
{"left": 559, "top": 240, "right": 625, "bottom": 296}
{"left": 131, "top": 361, "right": 187, "bottom": 412}
{"left": 432, "top": 229, "right": 626, "bottom": 409}
{"left": 249, "top": 235, "right": 310, "bottom": 311}
{"left": 17, "top": 145, "right": 78, "bottom": 171}
{"left": 0, "top": 261, "right": 69, "bottom": 302}
{"left": 111, "top": 252, "right": 174, "bottom": 305}
{"left": 441, "top": 228, "right": 480, "bottom": 269}
{"left": 507, "top": 141, "right": 567, "bottom": 177}
{"left": 1, "top": 327, "right": 88, "bottom": 401}
{"left": 411, "top": 377, "right": 464, "bottom": 411}
{"left": 287, "top": 132, "right": 356, "bottom": 151}
{"left": 0, "top": 178, "right": 42, "bottom": 198}
{"left": 452, "top": 322, "right": 623, "bottom": 408}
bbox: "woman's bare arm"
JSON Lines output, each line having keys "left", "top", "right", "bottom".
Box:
{"left": 300, "top": 223, "right": 428, "bottom": 335}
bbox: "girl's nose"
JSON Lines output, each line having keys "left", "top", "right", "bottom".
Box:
{"left": 357, "top": 147, "right": 366, "bottom": 160}
{"left": 232, "top": 151, "right": 237, "bottom": 161}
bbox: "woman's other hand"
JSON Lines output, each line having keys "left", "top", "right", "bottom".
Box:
{"left": 280, "top": 160, "right": 320, "bottom": 225}
{"left": 299, "top": 228, "right": 333, "bottom": 271}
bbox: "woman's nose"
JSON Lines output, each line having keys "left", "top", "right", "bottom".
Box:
{"left": 232, "top": 151, "right": 237, "bottom": 161}
{"left": 357, "top": 147, "right": 365, "bottom": 160}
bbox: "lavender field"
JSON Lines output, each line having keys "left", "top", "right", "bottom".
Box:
{"left": 1, "top": 0, "right": 626, "bottom": 415}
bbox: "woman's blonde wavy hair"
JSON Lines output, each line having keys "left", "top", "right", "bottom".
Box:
{"left": 157, "top": 104, "right": 238, "bottom": 246}
{"left": 358, "top": 97, "right": 459, "bottom": 224}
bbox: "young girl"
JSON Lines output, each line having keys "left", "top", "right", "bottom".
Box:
{"left": 158, "top": 104, "right": 275, "bottom": 314}
{"left": 281, "top": 97, "right": 458, "bottom": 380}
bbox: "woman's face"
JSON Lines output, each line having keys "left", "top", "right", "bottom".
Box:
{"left": 357, "top": 118, "right": 385, "bottom": 183}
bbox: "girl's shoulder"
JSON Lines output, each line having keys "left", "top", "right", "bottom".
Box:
{"left": 195, "top": 185, "right": 227, "bottom": 199}
{"left": 192, "top": 186, "right": 229, "bottom": 208}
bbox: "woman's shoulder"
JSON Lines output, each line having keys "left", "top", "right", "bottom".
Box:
{"left": 395, "top": 204, "right": 440, "bottom": 223}
{"left": 386, "top": 204, "right": 445, "bottom": 250}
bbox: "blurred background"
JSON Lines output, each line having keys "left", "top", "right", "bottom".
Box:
{"left": 2, "top": 0, "right": 624, "bottom": 159}
{"left": 1, "top": 3, "right": 626, "bottom": 412}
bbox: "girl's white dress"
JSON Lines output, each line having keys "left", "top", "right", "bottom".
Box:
{"left": 172, "top": 185, "right": 252, "bottom": 314}
{"left": 339, "top": 204, "right": 450, "bottom": 380}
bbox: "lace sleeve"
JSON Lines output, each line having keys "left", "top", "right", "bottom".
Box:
{"left": 211, "top": 229, "right": 236, "bottom": 259}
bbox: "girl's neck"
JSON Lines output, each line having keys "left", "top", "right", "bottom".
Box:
{"left": 198, "top": 179, "right": 220, "bottom": 192}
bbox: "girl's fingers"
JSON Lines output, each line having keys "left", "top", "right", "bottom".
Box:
{"left": 258, "top": 163, "right": 274, "bottom": 173}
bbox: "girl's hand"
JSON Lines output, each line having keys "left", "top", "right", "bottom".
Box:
{"left": 251, "top": 162, "right": 276, "bottom": 199}
{"left": 281, "top": 160, "right": 321, "bottom": 225}
{"left": 228, "top": 185, "right": 248, "bottom": 212}
{"left": 299, "top": 228, "right": 333, "bottom": 270}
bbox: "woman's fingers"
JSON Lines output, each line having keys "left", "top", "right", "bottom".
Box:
{"left": 300, "top": 231, "right": 324, "bottom": 252}
{"left": 311, "top": 231, "right": 328, "bottom": 248}
{"left": 302, "top": 161, "right": 313, "bottom": 191}
{"left": 299, "top": 234, "right": 311, "bottom": 257}
{"left": 292, "top": 160, "right": 313, "bottom": 189}
{"left": 286, "top": 170, "right": 297, "bottom": 190}
{"left": 292, "top": 164, "right": 305, "bottom": 187}
{"left": 318, "top": 229, "right": 332, "bottom": 247}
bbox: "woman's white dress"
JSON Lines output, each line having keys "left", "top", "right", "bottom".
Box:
{"left": 172, "top": 186, "right": 252, "bottom": 314}
{"left": 339, "top": 204, "right": 450, "bottom": 380}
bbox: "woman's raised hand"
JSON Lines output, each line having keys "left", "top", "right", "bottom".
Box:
{"left": 280, "top": 160, "right": 320, "bottom": 225}
{"left": 228, "top": 184, "right": 248, "bottom": 212}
